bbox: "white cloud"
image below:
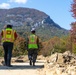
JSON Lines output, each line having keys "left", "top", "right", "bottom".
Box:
{"left": 0, "top": 3, "right": 10, "bottom": 9}
{"left": 10, "top": 0, "right": 27, "bottom": 4}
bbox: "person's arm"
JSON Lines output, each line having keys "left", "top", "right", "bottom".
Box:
{"left": 1, "top": 31, "right": 3, "bottom": 37}
{"left": 37, "top": 36, "right": 39, "bottom": 49}
{"left": 14, "top": 31, "right": 18, "bottom": 40}
{"left": 0, "top": 30, "right": 3, "bottom": 45}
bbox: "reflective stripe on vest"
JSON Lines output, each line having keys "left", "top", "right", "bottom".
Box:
{"left": 2, "top": 28, "right": 15, "bottom": 42}
{"left": 28, "top": 34, "right": 38, "bottom": 49}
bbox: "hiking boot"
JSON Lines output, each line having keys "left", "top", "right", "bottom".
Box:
{"left": 33, "top": 62, "right": 35, "bottom": 66}
{"left": 7, "top": 65, "right": 13, "bottom": 67}
{"left": 30, "top": 60, "right": 32, "bottom": 65}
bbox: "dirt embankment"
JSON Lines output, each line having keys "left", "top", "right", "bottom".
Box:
{"left": 39, "top": 51, "right": 76, "bottom": 75}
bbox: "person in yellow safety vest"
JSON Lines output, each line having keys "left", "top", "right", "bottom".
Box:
{"left": 27, "top": 28, "right": 40, "bottom": 66}
{"left": 0, "top": 24, "right": 18, "bottom": 67}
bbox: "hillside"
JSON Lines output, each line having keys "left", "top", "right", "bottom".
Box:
{"left": 0, "top": 7, "right": 69, "bottom": 41}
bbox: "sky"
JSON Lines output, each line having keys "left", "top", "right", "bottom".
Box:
{"left": 0, "top": 0, "right": 76, "bottom": 30}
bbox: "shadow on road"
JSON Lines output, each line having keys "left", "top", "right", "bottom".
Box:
{"left": 0, "top": 64, "right": 44, "bottom": 70}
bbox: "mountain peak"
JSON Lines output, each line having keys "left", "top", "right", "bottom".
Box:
{"left": 0, "top": 7, "right": 68, "bottom": 41}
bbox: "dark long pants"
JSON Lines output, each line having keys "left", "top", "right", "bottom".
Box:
{"left": 28, "top": 49, "right": 38, "bottom": 63}
{"left": 3, "top": 42, "right": 13, "bottom": 66}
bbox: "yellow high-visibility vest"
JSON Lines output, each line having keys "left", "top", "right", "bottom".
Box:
{"left": 28, "top": 34, "right": 38, "bottom": 49}
{"left": 2, "top": 28, "right": 15, "bottom": 42}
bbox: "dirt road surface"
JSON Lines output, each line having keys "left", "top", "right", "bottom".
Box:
{"left": 0, "top": 60, "right": 45, "bottom": 75}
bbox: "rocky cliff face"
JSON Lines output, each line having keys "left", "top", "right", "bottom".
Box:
{"left": 0, "top": 7, "right": 50, "bottom": 26}
{"left": 0, "top": 7, "right": 69, "bottom": 41}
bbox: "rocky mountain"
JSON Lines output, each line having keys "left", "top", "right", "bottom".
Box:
{"left": 0, "top": 7, "right": 69, "bottom": 41}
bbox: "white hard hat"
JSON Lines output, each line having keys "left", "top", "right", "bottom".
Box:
{"left": 31, "top": 28, "right": 35, "bottom": 32}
